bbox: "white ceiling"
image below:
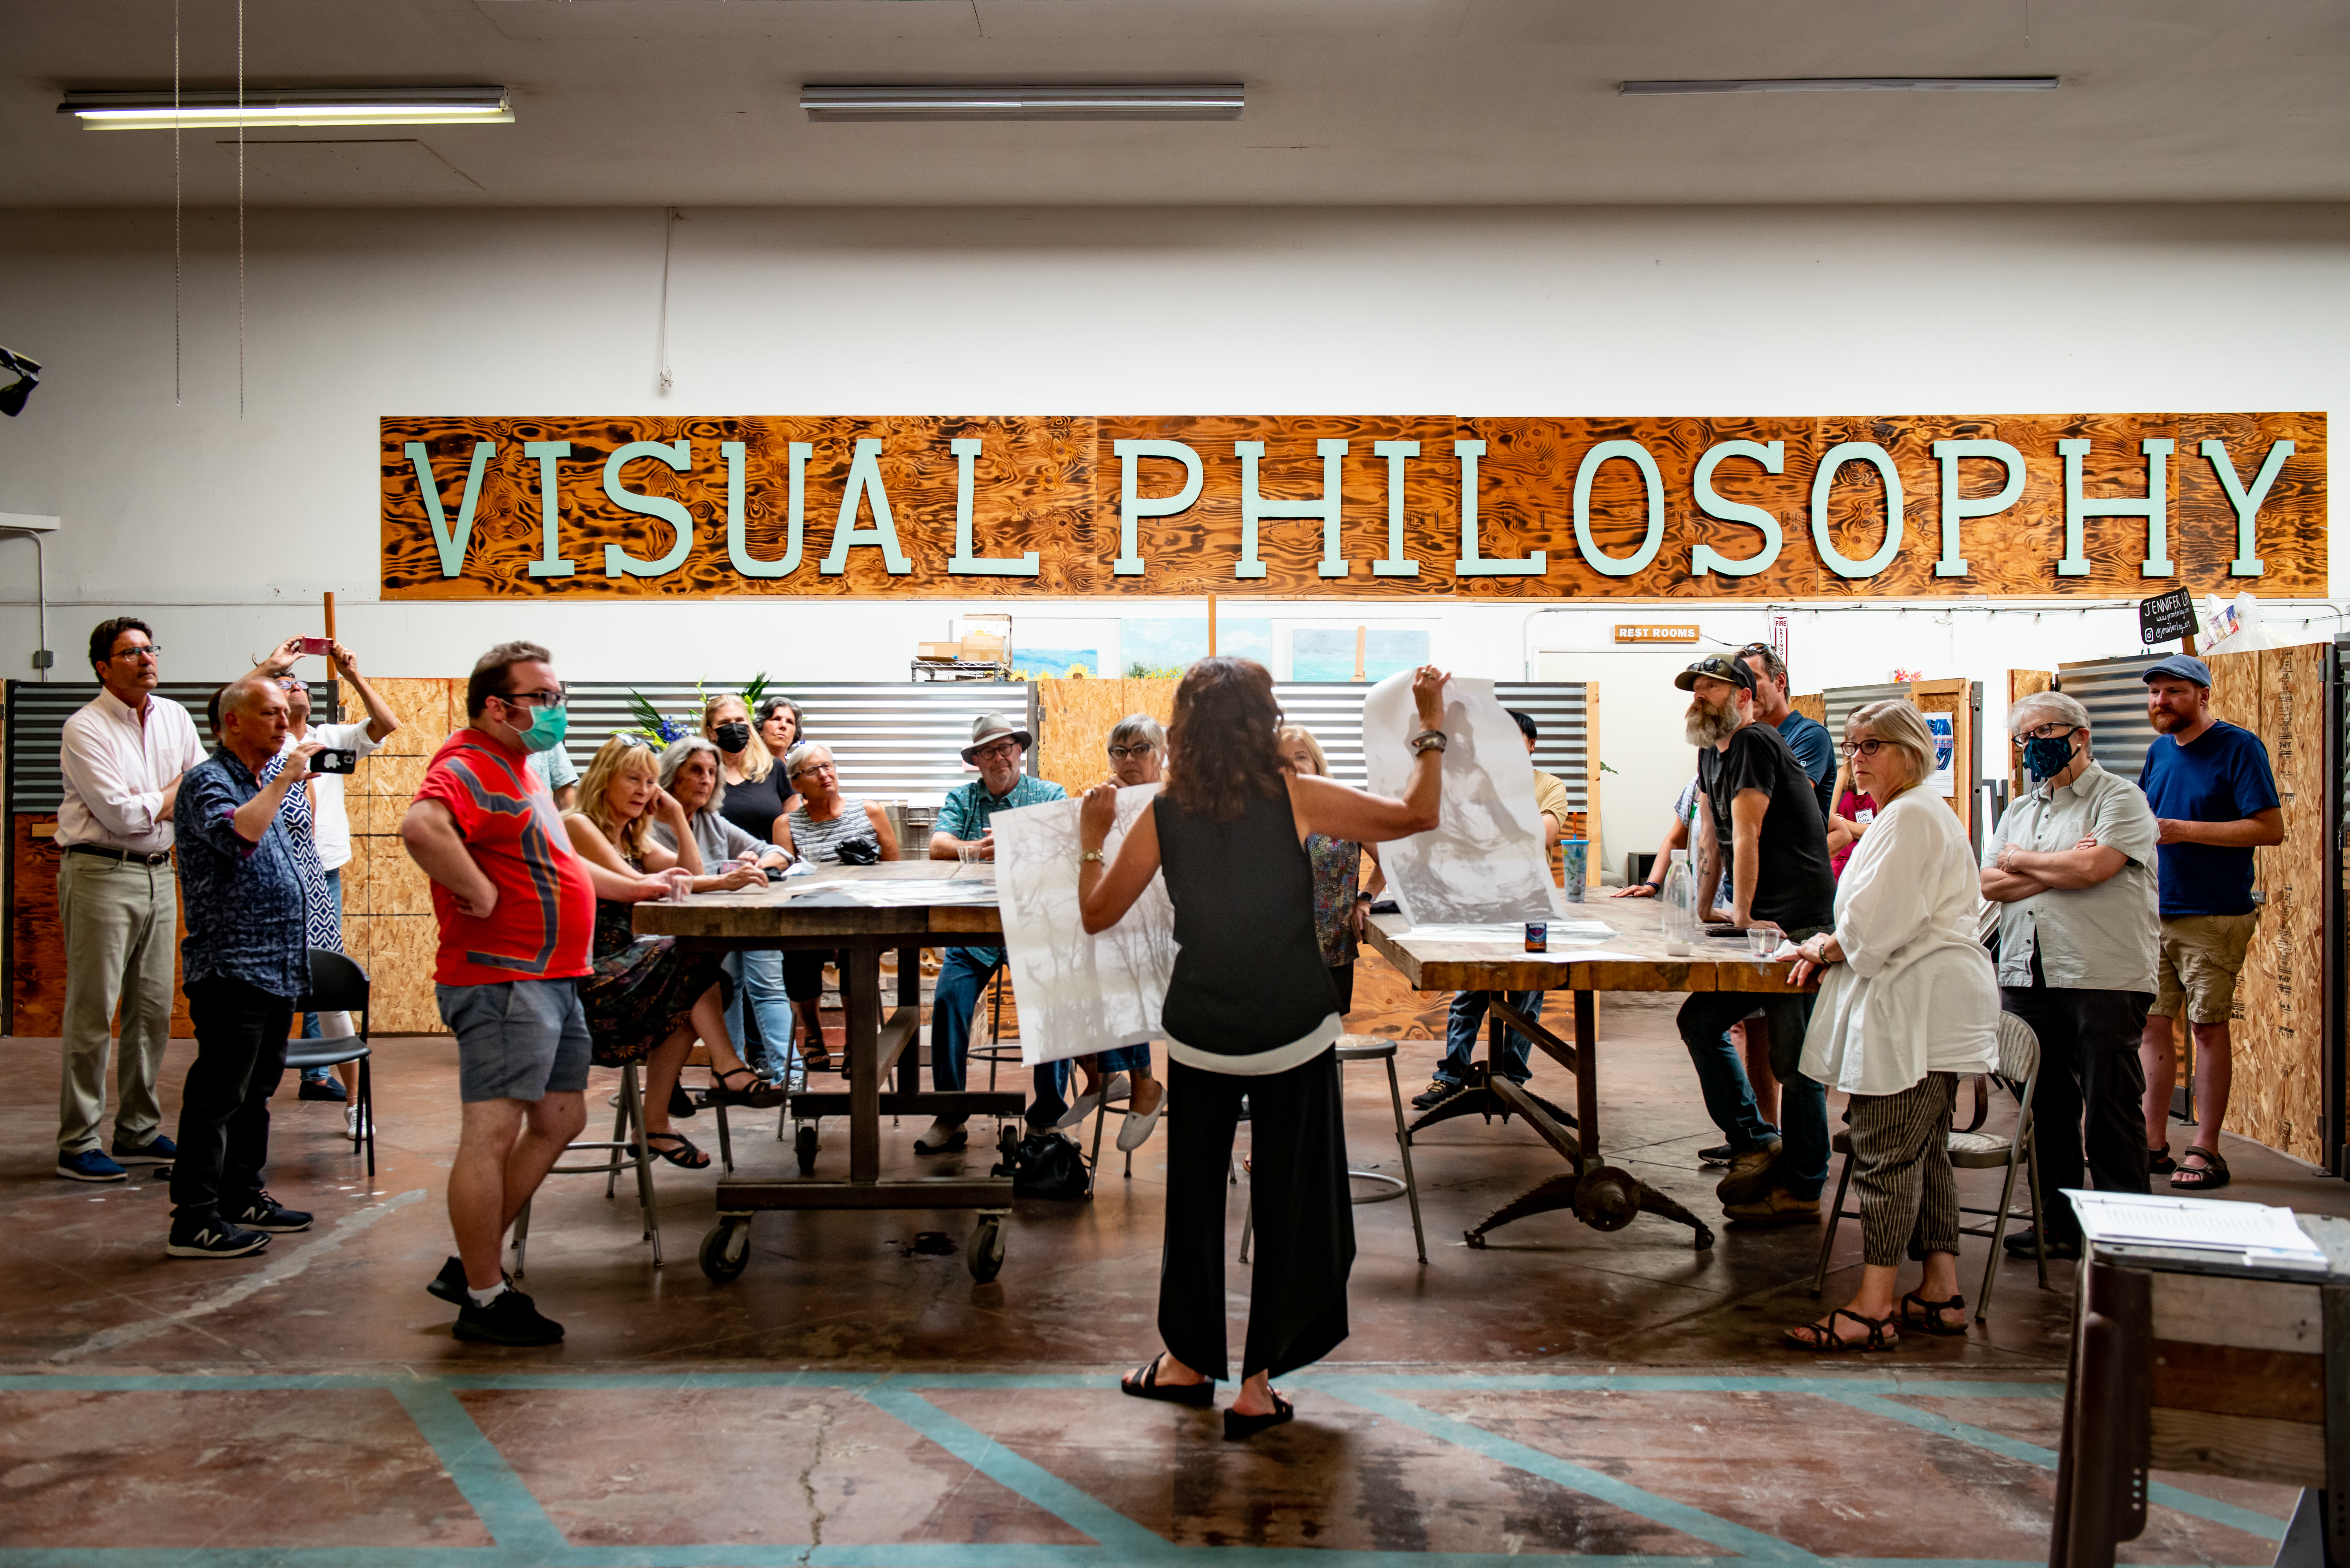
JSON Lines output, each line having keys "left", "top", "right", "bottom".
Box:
{"left": 4, "top": 0, "right": 2346, "bottom": 207}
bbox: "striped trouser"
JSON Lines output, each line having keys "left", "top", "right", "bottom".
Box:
{"left": 1847, "top": 1072, "right": 1961, "bottom": 1268}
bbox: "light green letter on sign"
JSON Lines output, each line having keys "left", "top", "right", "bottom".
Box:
{"left": 819, "top": 437, "right": 913, "bottom": 576}
{"left": 725, "top": 439, "right": 805, "bottom": 579}
{"left": 1112, "top": 439, "right": 1203, "bottom": 578}
{"left": 948, "top": 437, "right": 1039, "bottom": 577}
{"left": 523, "top": 441, "right": 574, "bottom": 578}
{"left": 1454, "top": 440, "right": 1545, "bottom": 577}
{"left": 602, "top": 440, "right": 696, "bottom": 578}
{"left": 1809, "top": 442, "right": 1904, "bottom": 579}
{"left": 1572, "top": 440, "right": 1665, "bottom": 578}
{"left": 1689, "top": 440, "right": 1781, "bottom": 578}
{"left": 1928, "top": 439, "right": 2025, "bottom": 579}
{"left": 1234, "top": 438, "right": 1349, "bottom": 580}
{"left": 1372, "top": 440, "right": 1420, "bottom": 577}
{"left": 2057, "top": 436, "right": 2173, "bottom": 578}
{"left": 2201, "top": 437, "right": 2292, "bottom": 578}
{"left": 407, "top": 440, "right": 496, "bottom": 578}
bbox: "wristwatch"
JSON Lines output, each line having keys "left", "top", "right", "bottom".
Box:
{"left": 1408, "top": 729, "right": 1448, "bottom": 755}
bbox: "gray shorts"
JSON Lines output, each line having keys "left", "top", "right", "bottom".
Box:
{"left": 438, "top": 979, "right": 592, "bottom": 1104}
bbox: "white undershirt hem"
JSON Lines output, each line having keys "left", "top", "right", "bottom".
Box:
{"left": 1163, "top": 1012, "right": 1341, "bottom": 1077}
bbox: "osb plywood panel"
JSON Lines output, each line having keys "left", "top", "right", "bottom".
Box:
{"left": 1791, "top": 694, "right": 1826, "bottom": 726}
{"left": 1911, "top": 678, "right": 1975, "bottom": 843}
{"left": 1033, "top": 677, "right": 1176, "bottom": 795}
{"left": 2008, "top": 670, "right": 2055, "bottom": 793}
{"left": 9, "top": 816, "right": 195, "bottom": 1039}
{"left": 383, "top": 413, "right": 2325, "bottom": 602}
{"left": 2233, "top": 643, "right": 2327, "bottom": 1165}
{"left": 338, "top": 677, "right": 463, "bottom": 1031}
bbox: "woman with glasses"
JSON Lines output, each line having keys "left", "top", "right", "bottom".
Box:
{"left": 773, "top": 741, "right": 901, "bottom": 1071}
{"left": 1782, "top": 702, "right": 1998, "bottom": 1350}
{"left": 1824, "top": 713, "right": 1880, "bottom": 879}
{"left": 561, "top": 737, "right": 784, "bottom": 1171}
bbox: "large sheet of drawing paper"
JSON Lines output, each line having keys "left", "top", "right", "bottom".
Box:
{"left": 1363, "top": 670, "right": 1565, "bottom": 926}
{"left": 992, "top": 784, "right": 1176, "bottom": 1067}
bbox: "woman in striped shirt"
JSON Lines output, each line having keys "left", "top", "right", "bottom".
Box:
{"left": 773, "top": 743, "right": 902, "bottom": 1068}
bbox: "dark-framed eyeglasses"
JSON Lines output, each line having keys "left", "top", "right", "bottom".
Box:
{"left": 968, "top": 740, "right": 1021, "bottom": 764}
{"left": 497, "top": 687, "right": 566, "bottom": 709}
{"left": 1106, "top": 742, "right": 1157, "bottom": 762}
{"left": 1837, "top": 738, "right": 1890, "bottom": 758}
{"left": 2011, "top": 722, "right": 2081, "bottom": 746}
{"left": 790, "top": 760, "right": 837, "bottom": 779}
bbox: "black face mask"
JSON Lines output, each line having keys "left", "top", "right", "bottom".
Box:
{"left": 713, "top": 722, "right": 751, "bottom": 753}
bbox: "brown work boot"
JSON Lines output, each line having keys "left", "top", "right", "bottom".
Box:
{"left": 1723, "top": 1186, "right": 1821, "bottom": 1226}
{"left": 1713, "top": 1138, "right": 1784, "bottom": 1205}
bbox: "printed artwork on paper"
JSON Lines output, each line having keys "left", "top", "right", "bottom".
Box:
{"left": 992, "top": 784, "right": 1176, "bottom": 1067}
{"left": 1362, "top": 671, "right": 1564, "bottom": 926}
{"left": 1927, "top": 713, "right": 1956, "bottom": 797}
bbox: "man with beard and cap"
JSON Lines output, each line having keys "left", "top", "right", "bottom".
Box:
{"left": 1676, "top": 653, "right": 1838, "bottom": 1225}
{"left": 2133, "top": 654, "right": 2281, "bottom": 1193}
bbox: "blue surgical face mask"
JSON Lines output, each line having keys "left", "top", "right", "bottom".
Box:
{"left": 2022, "top": 731, "right": 2076, "bottom": 782}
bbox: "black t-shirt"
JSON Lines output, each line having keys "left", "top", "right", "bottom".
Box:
{"left": 717, "top": 765, "right": 789, "bottom": 845}
{"left": 1697, "top": 721, "right": 1837, "bottom": 930}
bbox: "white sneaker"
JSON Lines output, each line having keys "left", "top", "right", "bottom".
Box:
{"left": 913, "top": 1119, "right": 968, "bottom": 1154}
{"left": 1053, "top": 1071, "right": 1129, "bottom": 1130}
{"left": 345, "top": 1105, "right": 369, "bottom": 1142}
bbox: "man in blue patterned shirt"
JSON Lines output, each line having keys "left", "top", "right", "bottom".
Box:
{"left": 921, "top": 712, "right": 1067, "bottom": 1152}
{"left": 166, "top": 676, "right": 325, "bottom": 1259}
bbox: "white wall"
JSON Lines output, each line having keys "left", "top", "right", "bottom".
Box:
{"left": 0, "top": 202, "right": 2342, "bottom": 822}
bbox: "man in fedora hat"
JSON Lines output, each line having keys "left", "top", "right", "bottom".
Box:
{"left": 920, "top": 712, "right": 1068, "bottom": 1153}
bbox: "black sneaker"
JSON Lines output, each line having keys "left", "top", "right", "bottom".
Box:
{"left": 231, "top": 1192, "right": 313, "bottom": 1233}
{"left": 453, "top": 1287, "right": 565, "bottom": 1346}
{"left": 1410, "top": 1078, "right": 1462, "bottom": 1111}
{"left": 111, "top": 1133, "right": 179, "bottom": 1165}
{"left": 2003, "top": 1227, "right": 2082, "bottom": 1261}
{"left": 427, "top": 1255, "right": 514, "bottom": 1306}
{"left": 167, "top": 1218, "right": 272, "bottom": 1258}
{"left": 1697, "top": 1143, "right": 1734, "bottom": 1165}
{"left": 297, "top": 1078, "right": 349, "bottom": 1103}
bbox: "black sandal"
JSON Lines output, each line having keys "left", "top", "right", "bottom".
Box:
{"left": 1120, "top": 1355, "right": 1214, "bottom": 1408}
{"left": 644, "top": 1131, "right": 710, "bottom": 1169}
{"left": 1784, "top": 1308, "right": 1899, "bottom": 1353}
{"left": 1223, "top": 1389, "right": 1295, "bottom": 1440}
{"left": 713, "top": 1068, "right": 786, "bottom": 1110}
{"left": 1898, "top": 1290, "right": 1970, "bottom": 1336}
{"left": 2149, "top": 1146, "right": 2177, "bottom": 1175}
{"left": 2171, "top": 1146, "right": 2231, "bottom": 1190}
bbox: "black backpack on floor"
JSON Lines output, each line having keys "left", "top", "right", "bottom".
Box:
{"left": 997, "top": 1130, "right": 1088, "bottom": 1200}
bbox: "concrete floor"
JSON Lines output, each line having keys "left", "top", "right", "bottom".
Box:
{"left": 2, "top": 962, "right": 2336, "bottom": 1565}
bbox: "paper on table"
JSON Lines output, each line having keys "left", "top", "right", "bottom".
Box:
{"left": 2066, "top": 1191, "right": 2328, "bottom": 1260}
{"left": 1407, "top": 920, "right": 1616, "bottom": 945}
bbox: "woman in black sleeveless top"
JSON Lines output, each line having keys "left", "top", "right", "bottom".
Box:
{"left": 1079, "top": 656, "right": 1449, "bottom": 1438}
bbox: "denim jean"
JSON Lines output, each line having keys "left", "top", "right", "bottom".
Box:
{"left": 932, "top": 945, "right": 1068, "bottom": 1127}
{"left": 298, "top": 868, "right": 343, "bottom": 1079}
{"left": 1675, "top": 985, "right": 1828, "bottom": 1201}
{"left": 723, "top": 948, "right": 797, "bottom": 1079}
{"left": 1437, "top": 990, "right": 1545, "bottom": 1086}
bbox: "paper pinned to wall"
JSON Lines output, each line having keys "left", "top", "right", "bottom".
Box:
{"left": 1927, "top": 713, "right": 1956, "bottom": 797}
{"left": 1363, "top": 671, "right": 1563, "bottom": 926}
{"left": 992, "top": 783, "right": 1176, "bottom": 1067}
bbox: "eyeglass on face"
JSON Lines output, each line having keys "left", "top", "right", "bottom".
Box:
{"left": 1838, "top": 738, "right": 1891, "bottom": 758}
{"left": 970, "top": 740, "right": 1020, "bottom": 763}
{"left": 275, "top": 677, "right": 306, "bottom": 692}
{"left": 2012, "top": 722, "right": 2080, "bottom": 746}
{"left": 1106, "top": 742, "right": 1156, "bottom": 762}
{"left": 791, "top": 760, "right": 837, "bottom": 779}
{"left": 497, "top": 688, "right": 566, "bottom": 709}
{"left": 109, "top": 643, "right": 161, "bottom": 661}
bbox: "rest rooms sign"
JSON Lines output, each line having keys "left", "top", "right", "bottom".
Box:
{"left": 380, "top": 413, "right": 2325, "bottom": 601}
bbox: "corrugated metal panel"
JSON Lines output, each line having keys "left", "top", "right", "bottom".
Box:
{"left": 1823, "top": 682, "right": 1913, "bottom": 743}
{"left": 556, "top": 681, "right": 1036, "bottom": 807}
{"left": 1264, "top": 681, "right": 1588, "bottom": 812}
{"left": 2053, "top": 656, "right": 2160, "bottom": 776}
{"left": 6, "top": 680, "right": 336, "bottom": 815}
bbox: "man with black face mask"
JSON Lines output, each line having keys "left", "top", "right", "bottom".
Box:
{"left": 1981, "top": 691, "right": 2159, "bottom": 1260}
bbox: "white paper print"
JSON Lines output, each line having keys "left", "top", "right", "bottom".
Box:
{"left": 1362, "top": 671, "right": 1565, "bottom": 926}
{"left": 992, "top": 784, "right": 1177, "bottom": 1067}
{"left": 1927, "top": 713, "right": 1956, "bottom": 797}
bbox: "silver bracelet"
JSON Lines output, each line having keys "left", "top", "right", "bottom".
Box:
{"left": 1408, "top": 728, "right": 1448, "bottom": 755}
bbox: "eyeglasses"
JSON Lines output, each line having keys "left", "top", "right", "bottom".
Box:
{"left": 497, "top": 688, "right": 566, "bottom": 709}
{"left": 790, "top": 761, "right": 837, "bottom": 779}
{"left": 108, "top": 644, "right": 161, "bottom": 661}
{"left": 2012, "top": 722, "right": 2080, "bottom": 746}
{"left": 969, "top": 740, "right": 1021, "bottom": 764}
{"left": 1837, "top": 738, "right": 1891, "bottom": 757}
{"left": 275, "top": 677, "right": 306, "bottom": 691}
{"left": 1106, "top": 742, "right": 1157, "bottom": 761}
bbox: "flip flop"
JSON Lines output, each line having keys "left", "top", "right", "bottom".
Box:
{"left": 1121, "top": 1356, "right": 1214, "bottom": 1407}
{"left": 1223, "top": 1389, "right": 1295, "bottom": 1440}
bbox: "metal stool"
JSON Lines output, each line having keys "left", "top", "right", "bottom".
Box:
{"left": 1241, "top": 1036, "right": 1427, "bottom": 1265}
{"left": 513, "top": 1060, "right": 661, "bottom": 1274}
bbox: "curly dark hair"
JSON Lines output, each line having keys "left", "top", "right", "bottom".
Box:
{"left": 1164, "top": 657, "right": 1287, "bottom": 825}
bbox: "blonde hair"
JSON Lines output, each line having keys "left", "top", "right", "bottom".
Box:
{"left": 704, "top": 693, "right": 773, "bottom": 783}
{"left": 1275, "top": 724, "right": 1328, "bottom": 778}
{"left": 1849, "top": 700, "right": 1936, "bottom": 796}
{"left": 579, "top": 736, "right": 661, "bottom": 861}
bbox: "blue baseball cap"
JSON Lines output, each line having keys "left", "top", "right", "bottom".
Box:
{"left": 2142, "top": 654, "right": 2212, "bottom": 688}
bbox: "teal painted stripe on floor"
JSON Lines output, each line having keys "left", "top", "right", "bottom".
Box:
{"left": 1318, "top": 1378, "right": 1825, "bottom": 1565}
{"left": 859, "top": 1380, "right": 1171, "bottom": 1555}
{"left": 387, "top": 1381, "right": 570, "bottom": 1556}
{"left": 1289, "top": 1374, "right": 2065, "bottom": 1399}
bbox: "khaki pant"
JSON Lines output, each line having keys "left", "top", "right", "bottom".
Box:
{"left": 57, "top": 853, "right": 178, "bottom": 1155}
{"left": 2154, "top": 912, "right": 2260, "bottom": 1025}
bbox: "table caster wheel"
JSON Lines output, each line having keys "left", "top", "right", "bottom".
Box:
{"left": 794, "top": 1125, "right": 819, "bottom": 1176}
{"left": 1465, "top": 1230, "right": 1487, "bottom": 1250}
{"left": 699, "top": 1218, "right": 751, "bottom": 1282}
{"left": 1693, "top": 1224, "right": 1716, "bottom": 1251}
{"left": 968, "top": 1216, "right": 1006, "bottom": 1283}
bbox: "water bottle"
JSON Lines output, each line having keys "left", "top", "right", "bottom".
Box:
{"left": 1661, "top": 848, "right": 1698, "bottom": 956}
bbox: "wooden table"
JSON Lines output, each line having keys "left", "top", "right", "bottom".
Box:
{"left": 2050, "top": 1223, "right": 2350, "bottom": 1568}
{"left": 632, "top": 862, "right": 1026, "bottom": 1284}
{"left": 1363, "top": 897, "right": 1814, "bottom": 1252}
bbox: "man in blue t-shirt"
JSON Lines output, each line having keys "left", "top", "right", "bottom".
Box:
{"left": 1740, "top": 642, "right": 1833, "bottom": 824}
{"left": 2135, "top": 654, "right": 2282, "bottom": 1192}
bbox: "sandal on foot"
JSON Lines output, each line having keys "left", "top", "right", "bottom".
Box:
{"left": 644, "top": 1131, "right": 710, "bottom": 1169}
{"left": 1120, "top": 1355, "right": 1214, "bottom": 1407}
{"left": 2171, "top": 1146, "right": 2231, "bottom": 1190}
{"left": 2148, "top": 1145, "right": 2177, "bottom": 1175}
{"left": 1784, "top": 1308, "right": 1899, "bottom": 1353}
{"left": 1898, "top": 1290, "right": 1970, "bottom": 1336}
{"left": 714, "top": 1068, "right": 786, "bottom": 1109}
{"left": 1223, "top": 1389, "right": 1295, "bottom": 1440}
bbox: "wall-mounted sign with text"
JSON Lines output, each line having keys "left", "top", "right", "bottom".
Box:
{"left": 1614, "top": 625, "right": 1701, "bottom": 644}
{"left": 380, "top": 413, "right": 2325, "bottom": 601}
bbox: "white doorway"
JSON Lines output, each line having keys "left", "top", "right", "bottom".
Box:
{"left": 1536, "top": 649, "right": 1702, "bottom": 885}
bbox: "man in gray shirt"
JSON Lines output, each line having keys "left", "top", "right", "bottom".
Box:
{"left": 1981, "top": 690, "right": 2160, "bottom": 1259}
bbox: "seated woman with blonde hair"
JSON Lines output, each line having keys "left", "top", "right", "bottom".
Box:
{"left": 563, "top": 737, "right": 784, "bottom": 1172}
{"left": 1784, "top": 700, "right": 1998, "bottom": 1351}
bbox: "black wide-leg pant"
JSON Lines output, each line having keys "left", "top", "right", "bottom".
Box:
{"left": 1160, "top": 1048, "right": 1355, "bottom": 1383}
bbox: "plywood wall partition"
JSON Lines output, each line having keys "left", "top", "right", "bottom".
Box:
{"left": 2007, "top": 669, "right": 2055, "bottom": 793}
{"left": 9, "top": 814, "right": 195, "bottom": 1039}
{"left": 337, "top": 677, "right": 464, "bottom": 1033}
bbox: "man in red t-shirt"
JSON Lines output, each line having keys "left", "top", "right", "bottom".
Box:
{"left": 400, "top": 641, "right": 677, "bottom": 1346}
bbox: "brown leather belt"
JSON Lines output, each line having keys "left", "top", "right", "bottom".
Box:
{"left": 64, "top": 843, "right": 171, "bottom": 866}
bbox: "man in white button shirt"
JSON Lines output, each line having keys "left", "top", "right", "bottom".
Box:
{"left": 55, "top": 617, "right": 207, "bottom": 1182}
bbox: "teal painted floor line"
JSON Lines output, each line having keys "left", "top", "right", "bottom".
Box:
{"left": 384, "top": 1382, "right": 569, "bottom": 1557}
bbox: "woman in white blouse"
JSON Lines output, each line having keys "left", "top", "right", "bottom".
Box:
{"left": 1784, "top": 700, "right": 1999, "bottom": 1351}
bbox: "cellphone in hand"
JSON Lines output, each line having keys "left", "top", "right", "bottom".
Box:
{"left": 297, "top": 636, "right": 334, "bottom": 656}
{"left": 311, "top": 748, "right": 360, "bottom": 774}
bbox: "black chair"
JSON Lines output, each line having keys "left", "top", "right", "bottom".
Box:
{"left": 288, "top": 949, "right": 374, "bottom": 1176}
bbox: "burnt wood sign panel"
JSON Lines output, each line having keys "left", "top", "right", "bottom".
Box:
{"left": 382, "top": 413, "right": 2325, "bottom": 601}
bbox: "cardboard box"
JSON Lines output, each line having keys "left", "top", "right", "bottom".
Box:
{"left": 916, "top": 641, "right": 962, "bottom": 661}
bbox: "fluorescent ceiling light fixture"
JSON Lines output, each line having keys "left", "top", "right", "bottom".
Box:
{"left": 1621, "top": 77, "right": 2057, "bottom": 95}
{"left": 801, "top": 84, "right": 1243, "bottom": 122}
{"left": 60, "top": 86, "right": 513, "bottom": 129}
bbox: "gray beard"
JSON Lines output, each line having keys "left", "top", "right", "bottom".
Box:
{"left": 1685, "top": 702, "right": 1739, "bottom": 748}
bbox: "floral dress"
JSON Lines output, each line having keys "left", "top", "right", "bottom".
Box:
{"left": 1304, "top": 834, "right": 1364, "bottom": 968}
{"left": 578, "top": 854, "right": 729, "bottom": 1067}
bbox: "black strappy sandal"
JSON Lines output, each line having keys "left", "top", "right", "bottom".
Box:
{"left": 1223, "top": 1390, "right": 1295, "bottom": 1440}
{"left": 1784, "top": 1308, "right": 1899, "bottom": 1353}
{"left": 2149, "top": 1146, "right": 2177, "bottom": 1175}
{"left": 713, "top": 1068, "right": 786, "bottom": 1109}
{"left": 1898, "top": 1290, "right": 1970, "bottom": 1336}
{"left": 1120, "top": 1355, "right": 1215, "bottom": 1408}
{"left": 644, "top": 1131, "right": 710, "bottom": 1169}
{"left": 2171, "top": 1146, "right": 2231, "bottom": 1190}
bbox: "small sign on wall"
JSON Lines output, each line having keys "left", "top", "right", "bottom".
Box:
{"left": 1614, "top": 625, "right": 1700, "bottom": 644}
{"left": 2138, "top": 586, "right": 2197, "bottom": 645}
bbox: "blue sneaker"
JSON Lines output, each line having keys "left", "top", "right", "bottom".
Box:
{"left": 57, "top": 1148, "right": 128, "bottom": 1183}
{"left": 111, "top": 1134, "right": 178, "bottom": 1165}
